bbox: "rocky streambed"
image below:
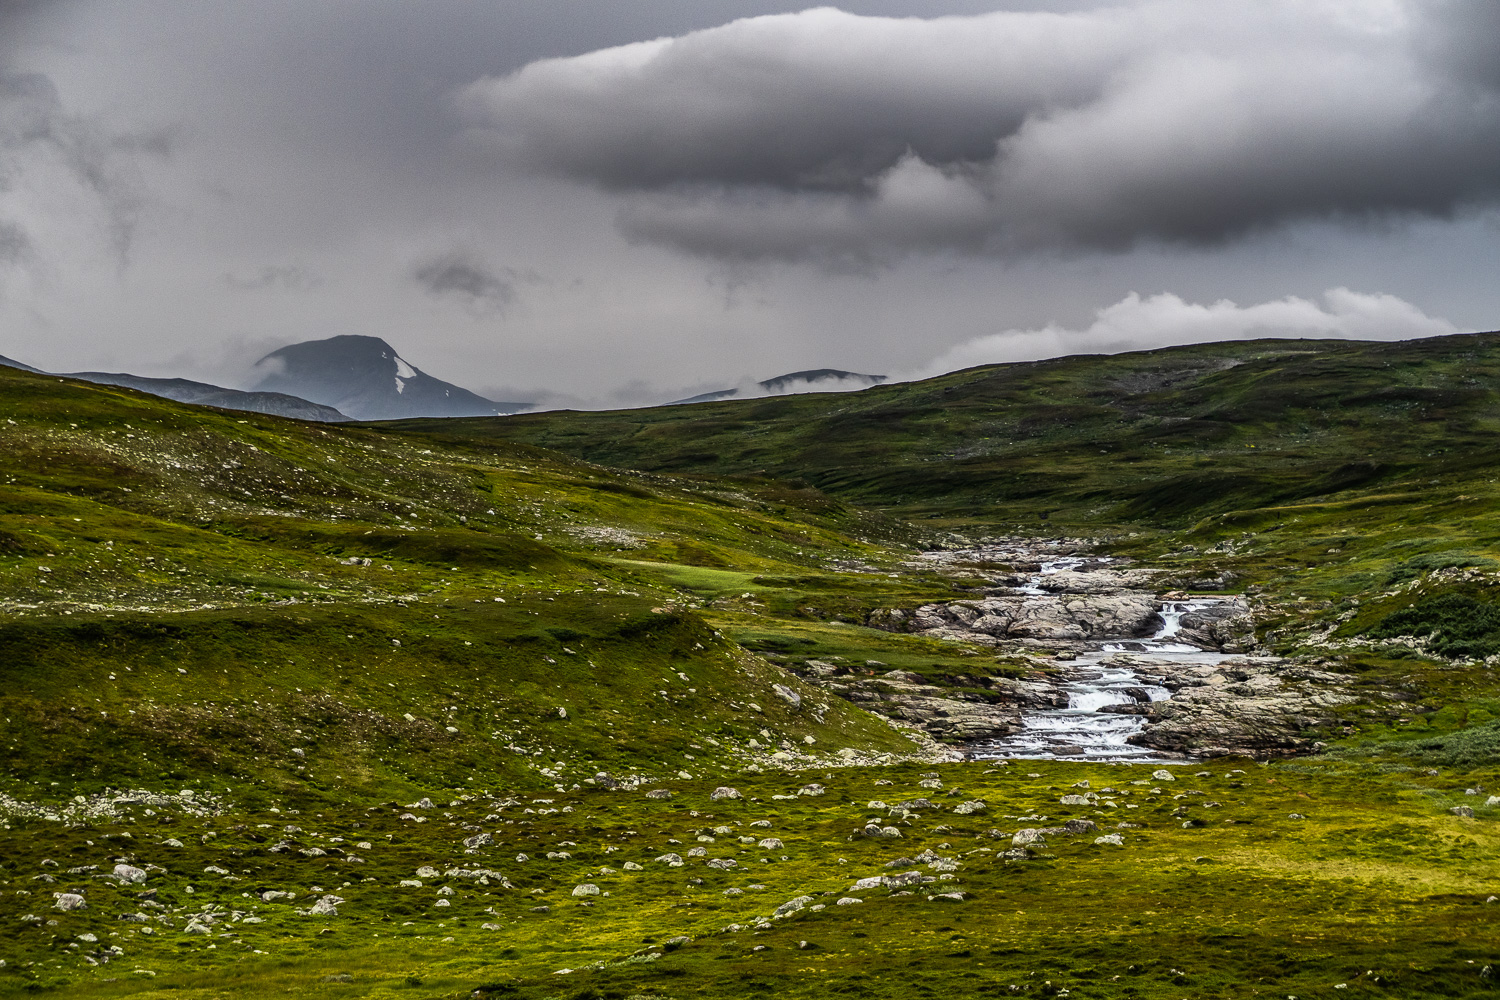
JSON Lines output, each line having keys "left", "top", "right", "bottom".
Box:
{"left": 794, "top": 544, "right": 1360, "bottom": 760}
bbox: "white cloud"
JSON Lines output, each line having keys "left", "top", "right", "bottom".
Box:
{"left": 906, "top": 287, "right": 1460, "bottom": 379}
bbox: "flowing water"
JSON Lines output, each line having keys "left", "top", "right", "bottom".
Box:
{"left": 970, "top": 569, "right": 1231, "bottom": 762}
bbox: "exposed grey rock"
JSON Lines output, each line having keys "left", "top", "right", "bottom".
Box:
{"left": 571, "top": 884, "right": 600, "bottom": 897}
{"left": 1095, "top": 834, "right": 1124, "bottom": 846}
{"left": 774, "top": 895, "right": 815, "bottom": 917}
{"left": 772, "top": 684, "right": 802, "bottom": 710}
{"left": 309, "top": 894, "right": 342, "bottom": 917}
{"left": 54, "top": 893, "right": 87, "bottom": 911}
{"left": 463, "top": 832, "right": 493, "bottom": 850}
{"left": 646, "top": 789, "right": 673, "bottom": 800}
{"left": 706, "top": 858, "right": 737, "bottom": 870}
{"left": 1451, "top": 806, "right": 1475, "bottom": 818}
{"left": 1012, "top": 829, "right": 1047, "bottom": 847}
{"left": 710, "top": 787, "right": 742, "bottom": 801}
{"left": 112, "top": 865, "right": 147, "bottom": 884}
{"left": 953, "top": 800, "right": 987, "bottom": 815}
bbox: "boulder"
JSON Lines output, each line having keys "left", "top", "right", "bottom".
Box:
{"left": 309, "top": 894, "right": 342, "bottom": 917}
{"left": 571, "top": 884, "right": 600, "bottom": 897}
{"left": 774, "top": 895, "right": 816, "bottom": 918}
{"left": 112, "top": 864, "right": 147, "bottom": 884}
{"left": 53, "top": 893, "right": 87, "bottom": 911}
{"left": 710, "top": 787, "right": 742, "bottom": 801}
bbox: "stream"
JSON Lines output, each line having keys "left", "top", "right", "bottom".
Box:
{"left": 969, "top": 562, "right": 1231, "bottom": 762}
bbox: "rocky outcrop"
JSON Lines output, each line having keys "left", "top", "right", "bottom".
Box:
{"left": 1172, "top": 598, "right": 1255, "bottom": 652}
{"left": 793, "top": 665, "right": 1065, "bottom": 744}
{"left": 1108, "top": 654, "right": 1356, "bottom": 756}
{"left": 904, "top": 594, "right": 1162, "bottom": 643}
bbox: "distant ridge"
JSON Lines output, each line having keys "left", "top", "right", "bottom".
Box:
{"left": 68, "top": 371, "right": 349, "bottom": 422}
{"left": 0, "top": 353, "right": 348, "bottom": 421}
{"left": 252, "top": 335, "right": 529, "bottom": 421}
{"left": 669, "top": 368, "right": 885, "bottom": 405}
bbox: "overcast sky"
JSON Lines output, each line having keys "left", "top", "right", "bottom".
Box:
{"left": 2, "top": 0, "right": 1498, "bottom": 408}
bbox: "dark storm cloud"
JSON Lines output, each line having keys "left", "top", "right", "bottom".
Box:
{"left": 460, "top": 1, "right": 1500, "bottom": 263}
{"left": 412, "top": 251, "right": 515, "bottom": 309}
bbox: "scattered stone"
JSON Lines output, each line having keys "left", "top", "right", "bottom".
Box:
{"left": 1095, "top": 834, "right": 1124, "bottom": 846}
{"left": 54, "top": 893, "right": 87, "bottom": 911}
{"left": 798, "top": 784, "right": 825, "bottom": 797}
{"left": 655, "top": 853, "right": 684, "bottom": 867}
{"left": 706, "top": 858, "right": 737, "bottom": 870}
{"left": 953, "top": 800, "right": 986, "bottom": 815}
{"left": 836, "top": 897, "right": 863, "bottom": 906}
{"left": 571, "top": 884, "right": 600, "bottom": 897}
{"left": 322, "top": 974, "right": 353, "bottom": 983}
{"left": 646, "top": 789, "right": 673, "bottom": 800}
{"left": 772, "top": 684, "right": 801, "bottom": 710}
{"left": 1063, "top": 819, "right": 1098, "bottom": 834}
{"left": 1012, "top": 829, "right": 1047, "bottom": 846}
{"left": 623, "top": 862, "right": 643, "bottom": 871}
{"left": 1450, "top": 806, "right": 1475, "bottom": 818}
{"left": 112, "top": 864, "right": 147, "bottom": 884}
{"left": 710, "top": 787, "right": 742, "bottom": 801}
{"left": 1151, "top": 770, "right": 1175, "bottom": 782}
{"left": 309, "top": 894, "right": 342, "bottom": 917}
{"left": 463, "top": 832, "right": 493, "bottom": 850}
{"left": 929, "top": 892, "right": 966, "bottom": 902}
{"left": 773, "top": 895, "right": 815, "bottom": 917}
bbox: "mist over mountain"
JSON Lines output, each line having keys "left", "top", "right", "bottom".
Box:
{"left": 669, "top": 368, "right": 885, "bottom": 405}
{"left": 251, "top": 335, "right": 529, "bottom": 421}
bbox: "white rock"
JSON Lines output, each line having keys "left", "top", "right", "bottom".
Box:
{"left": 53, "top": 893, "right": 87, "bottom": 911}
{"left": 112, "top": 864, "right": 147, "bottom": 884}
{"left": 1151, "top": 770, "right": 1175, "bottom": 782}
{"left": 571, "top": 884, "right": 601, "bottom": 897}
{"left": 1095, "top": 834, "right": 1124, "bottom": 846}
{"left": 836, "top": 897, "right": 863, "bottom": 906}
{"left": 309, "top": 894, "right": 342, "bottom": 917}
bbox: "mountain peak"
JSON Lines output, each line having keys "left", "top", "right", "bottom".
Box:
{"left": 252, "top": 336, "right": 527, "bottom": 420}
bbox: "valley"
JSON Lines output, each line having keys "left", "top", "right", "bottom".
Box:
{"left": 2, "top": 336, "right": 1500, "bottom": 998}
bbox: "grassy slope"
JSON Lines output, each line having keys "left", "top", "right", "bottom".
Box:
{"left": 422, "top": 331, "right": 1500, "bottom": 528}
{"left": 5, "top": 353, "right": 1500, "bottom": 997}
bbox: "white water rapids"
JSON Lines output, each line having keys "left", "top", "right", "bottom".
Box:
{"left": 970, "top": 562, "right": 1233, "bottom": 762}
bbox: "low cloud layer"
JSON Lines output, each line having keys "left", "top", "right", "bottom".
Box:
{"left": 908, "top": 288, "right": 1461, "bottom": 380}
{"left": 462, "top": 1, "right": 1500, "bottom": 264}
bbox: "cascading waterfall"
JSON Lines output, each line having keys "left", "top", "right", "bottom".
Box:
{"left": 970, "top": 577, "right": 1229, "bottom": 762}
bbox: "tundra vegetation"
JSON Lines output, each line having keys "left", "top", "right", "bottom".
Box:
{"left": 1, "top": 335, "right": 1499, "bottom": 999}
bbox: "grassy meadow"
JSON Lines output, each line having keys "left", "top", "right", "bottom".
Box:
{"left": 4, "top": 336, "right": 1500, "bottom": 998}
